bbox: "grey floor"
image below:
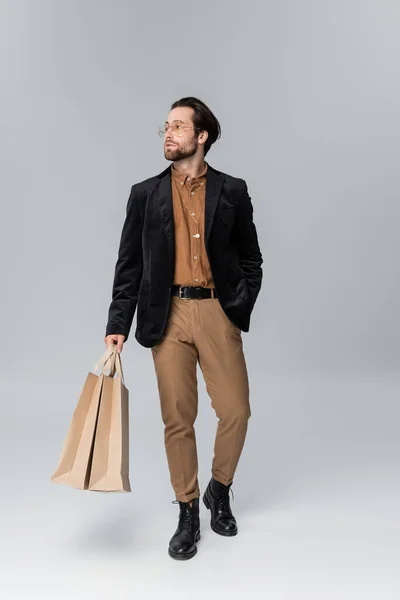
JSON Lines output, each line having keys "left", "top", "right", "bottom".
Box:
{"left": 2, "top": 372, "right": 398, "bottom": 600}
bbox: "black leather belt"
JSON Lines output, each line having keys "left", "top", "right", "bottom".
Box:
{"left": 172, "top": 285, "right": 218, "bottom": 300}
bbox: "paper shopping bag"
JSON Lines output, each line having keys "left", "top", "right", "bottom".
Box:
{"left": 50, "top": 344, "right": 117, "bottom": 490}
{"left": 88, "top": 350, "right": 131, "bottom": 492}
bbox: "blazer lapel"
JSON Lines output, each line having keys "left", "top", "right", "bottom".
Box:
{"left": 156, "top": 171, "right": 175, "bottom": 270}
{"left": 204, "top": 165, "right": 224, "bottom": 249}
{"left": 155, "top": 163, "right": 224, "bottom": 270}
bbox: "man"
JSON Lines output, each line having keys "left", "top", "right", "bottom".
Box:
{"left": 104, "top": 97, "right": 263, "bottom": 560}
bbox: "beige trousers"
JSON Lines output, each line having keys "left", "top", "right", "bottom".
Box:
{"left": 151, "top": 294, "right": 251, "bottom": 503}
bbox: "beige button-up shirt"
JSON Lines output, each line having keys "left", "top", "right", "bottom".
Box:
{"left": 171, "top": 161, "right": 215, "bottom": 288}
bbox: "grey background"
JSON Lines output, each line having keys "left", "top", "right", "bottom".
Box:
{"left": 1, "top": 0, "right": 399, "bottom": 598}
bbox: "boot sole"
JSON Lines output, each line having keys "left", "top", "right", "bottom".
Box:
{"left": 168, "top": 530, "right": 201, "bottom": 560}
{"left": 203, "top": 494, "right": 238, "bottom": 537}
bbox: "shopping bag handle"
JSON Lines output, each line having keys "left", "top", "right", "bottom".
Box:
{"left": 105, "top": 348, "right": 125, "bottom": 385}
{"left": 111, "top": 349, "right": 125, "bottom": 385}
{"left": 93, "top": 344, "right": 117, "bottom": 375}
{"left": 92, "top": 344, "right": 125, "bottom": 385}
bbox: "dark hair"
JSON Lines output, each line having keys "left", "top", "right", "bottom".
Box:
{"left": 170, "top": 96, "right": 221, "bottom": 156}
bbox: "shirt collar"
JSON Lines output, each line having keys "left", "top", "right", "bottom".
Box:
{"left": 171, "top": 161, "right": 208, "bottom": 185}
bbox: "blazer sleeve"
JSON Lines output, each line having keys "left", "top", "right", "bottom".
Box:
{"left": 105, "top": 185, "right": 144, "bottom": 342}
{"left": 231, "top": 179, "right": 263, "bottom": 311}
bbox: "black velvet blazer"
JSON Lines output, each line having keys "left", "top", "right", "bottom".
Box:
{"left": 105, "top": 162, "right": 263, "bottom": 348}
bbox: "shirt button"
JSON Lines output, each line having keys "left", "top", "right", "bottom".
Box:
{"left": 194, "top": 256, "right": 197, "bottom": 259}
{"left": 191, "top": 192, "right": 194, "bottom": 195}
{"left": 191, "top": 212, "right": 195, "bottom": 216}
{"left": 187, "top": 177, "right": 191, "bottom": 180}
{"left": 180, "top": 182, "right": 184, "bottom": 185}
{"left": 194, "top": 278, "right": 199, "bottom": 282}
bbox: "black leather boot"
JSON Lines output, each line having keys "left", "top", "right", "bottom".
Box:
{"left": 203, "top": 477, "right": 238, "bottom": 536}
{"left": 168, "top": 497, "right": 201, "bottom": 560}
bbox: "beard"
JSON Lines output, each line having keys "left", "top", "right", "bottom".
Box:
{"left": 164, "top": 135, "right": 198, "bottom": 162}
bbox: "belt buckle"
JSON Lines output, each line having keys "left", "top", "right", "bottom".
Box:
{"left": 179, "top": 286, "right": 190, "bottom": 300}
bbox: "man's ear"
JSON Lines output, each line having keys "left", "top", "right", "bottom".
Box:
{"left": 198, "top": 130, "right": 208, "bottom": 145}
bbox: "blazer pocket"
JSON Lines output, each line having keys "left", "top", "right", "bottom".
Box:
{"left": 236, "top": 277, "right": 250, "bottom": 302}
{"left": 217, "top": 204, "right": 236, "bottom": 228}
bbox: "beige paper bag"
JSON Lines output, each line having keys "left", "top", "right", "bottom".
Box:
{"left": 88, "top": 350, "right": 131, "bottom": 492}
{"left": 50, "top": 344, "right": 118, "bottom": 490}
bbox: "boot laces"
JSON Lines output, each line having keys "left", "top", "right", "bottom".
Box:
{"left": 172, "top": 500, "right": 194, "bottom": 531}
{"left": 217, "top": 485, "right": 234, "bottom": 513}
